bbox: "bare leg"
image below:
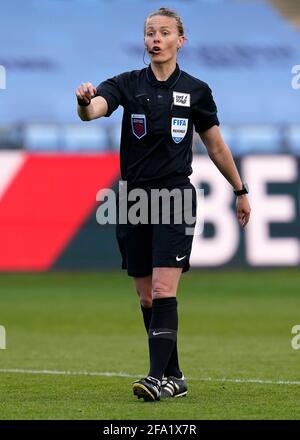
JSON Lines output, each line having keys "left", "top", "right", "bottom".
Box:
{"left": 152, "top": 267, "right": 182, "bottom": 299}
{"left": 133, "top": 275, "right": 152, "bottom": 308}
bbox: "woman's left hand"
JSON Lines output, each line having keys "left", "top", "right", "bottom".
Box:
{"left": 236, "top": 195, "right": 251, "bottom": 228}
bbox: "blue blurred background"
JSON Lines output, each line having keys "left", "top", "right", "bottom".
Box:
{"left": 1, "top": 0, "right": 299, "bottom": 154}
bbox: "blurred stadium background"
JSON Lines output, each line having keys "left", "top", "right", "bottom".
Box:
{"left": 0, "top": 0, "right": 300, "bottom": 420}
{"left": 0, "top": 0, "right": 299, "bottom": 270}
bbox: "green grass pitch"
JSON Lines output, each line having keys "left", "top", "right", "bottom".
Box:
{"left": 0, "top": 269, "right": 300, "bottom": 420}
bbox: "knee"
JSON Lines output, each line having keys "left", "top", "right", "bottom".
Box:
{"left": 134, "top": 276, "right": 152, "bottom": 307}
{"left": 152, "top": 280, "right": 173, "bottom": 300}
{"left": 136, "top": 286, "right": 152, "bottom": 308}
{"left": 140, "top": 297, "right": 153, "bottom": 308}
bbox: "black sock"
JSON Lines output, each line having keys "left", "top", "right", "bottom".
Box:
{"left": 140, "top": 304, "right": 152, "bottom": 333}
{"left": 148, "top": 297, "right": 178, "bottom": 383}
{"left": 141, "top": 303, "right": 182, "bottom": 378}
{"left": 164, "top": 344, "right": 182, "bottom": 378}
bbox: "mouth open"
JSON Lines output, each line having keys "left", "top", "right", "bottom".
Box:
{"left": 151, "top": 46, "right": 161, "bottom": 54}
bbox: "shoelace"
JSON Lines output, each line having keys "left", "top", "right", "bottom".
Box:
{"left": 146, "top": 376, "right": 161, "bottom": 388}
{"left": 146, "top": 376, "right": 161, "bottom": 398}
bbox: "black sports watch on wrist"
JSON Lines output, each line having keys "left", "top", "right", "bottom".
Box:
{"left": 233, "top": 183, "right": 249, "bottom": 196}
{"left": 77, "top": 97, "right": 91, "bottom": 107}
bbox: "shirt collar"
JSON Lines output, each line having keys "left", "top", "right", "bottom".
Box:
{"left": 146, "top": 63, "right": 181, "bottom": 88}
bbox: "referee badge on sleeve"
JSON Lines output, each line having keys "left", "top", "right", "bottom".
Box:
{"left": 131, "top": 114, "right": 147, "bottom": 139}
{"left": 171, "top": 118, "right": 188, "bottom": 144}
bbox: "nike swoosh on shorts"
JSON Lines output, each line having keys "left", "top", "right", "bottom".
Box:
{"left": 176, "top": 255, "right": 186, "bottom": 261}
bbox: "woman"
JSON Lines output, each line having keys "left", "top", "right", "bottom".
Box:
{"left": 76, "top": 7, "right": 251, "bottom": 402}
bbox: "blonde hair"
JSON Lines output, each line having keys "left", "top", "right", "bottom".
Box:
{"left": 144, "top": 7, "right": 185, "bottom": 37}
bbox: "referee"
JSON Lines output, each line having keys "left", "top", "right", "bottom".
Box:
{"left": 76, "top": 7, "right": 251, "bottom": 402}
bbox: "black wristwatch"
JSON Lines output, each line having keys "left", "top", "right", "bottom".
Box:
{"left": 233, "top": 183, "right": 249, "bottom": 196}
{"left": 77, "top": 97, "right": 91, "bottom": 107}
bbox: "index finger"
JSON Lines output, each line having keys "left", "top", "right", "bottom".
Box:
{"left": 88, "top": 84, "right": 95, "bottom": 97}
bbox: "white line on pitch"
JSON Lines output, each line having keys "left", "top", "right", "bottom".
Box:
{"left": 0, "top": 368, "right": 300, "bottom": 386}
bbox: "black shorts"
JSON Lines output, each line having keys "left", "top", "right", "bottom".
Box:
{"left": 116, "top": 181, "right": 197, "bottom": 277}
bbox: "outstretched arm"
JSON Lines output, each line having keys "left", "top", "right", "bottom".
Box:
{"left": 199, "top": 125, "right": 251, "bottom": 228}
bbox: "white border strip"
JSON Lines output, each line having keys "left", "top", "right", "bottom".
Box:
{"left": 0, "top": 368, "right": 299, "bottom": 385}
{"left": 0, "top": 152, "right": 26, "bottom": 201}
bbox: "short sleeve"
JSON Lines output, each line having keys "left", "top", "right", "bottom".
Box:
{"left": 192, "top": 85, "right": 220, "bottom": 133}
{"left": 94, "top": 74, "right": 124, "bottom": 117}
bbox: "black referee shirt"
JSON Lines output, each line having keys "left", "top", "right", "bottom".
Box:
{"left": 95, "top": 63, "right": 219, "bottom": 187}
